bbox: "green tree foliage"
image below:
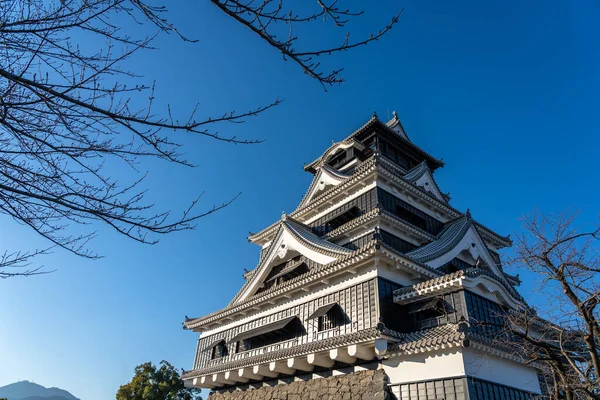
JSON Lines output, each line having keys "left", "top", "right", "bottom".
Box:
{"left": 116, "top": 361, "right": 201, "bottom": 400}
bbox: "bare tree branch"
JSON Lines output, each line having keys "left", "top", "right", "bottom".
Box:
{"left": 0, "top": 0, "right": 400, "bottom": 277}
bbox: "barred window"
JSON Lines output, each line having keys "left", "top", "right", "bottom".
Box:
{"left": 318, "top": 311, "right": 336, "bottom": 331}
{"left": 211, "top": 342, "right": 228, "bottom": 360}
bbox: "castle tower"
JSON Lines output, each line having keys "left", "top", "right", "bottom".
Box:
{"left": 181, "top": 113, "right": 540, "bottom": 399}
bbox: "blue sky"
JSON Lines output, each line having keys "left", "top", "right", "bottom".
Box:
{"left": 1, "top": 1, "right": 600, "bottom": 399}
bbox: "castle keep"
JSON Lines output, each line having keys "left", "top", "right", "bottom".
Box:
{"left": 181, "top": 113, "right": 541, "bottom": 399}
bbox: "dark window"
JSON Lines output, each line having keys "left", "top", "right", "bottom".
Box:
{"left": 411, "top": 299, "right": 448, "bottom": 328}
{"left": 325, "top": 206, "right": 360, "bottom": 231}
{"left": 318, "top": 312, "right": 335, "bottom": 331}
{"left": 315, "top": 305, "right": 344, "bottom": 332}
{"left": 395, "top": 205, "right": 427, "bottom": 231}
{"left": 377, "top": 278, "right": 406, "bottom": 332}
{"left": 328, "top": 150, "right": 347, "bottom": 169}
{"left": 238, "top": 319, "right": 304, "bottom": 352}
{"left": 377, "top": 188, "right": 444, "bottom": 235}
{"left": 379, "top": 230, "right": 417, "bottom": 253}
{"left": 310, "top": 189, "right": 376, "bottom": 235}
{"left": 211, "top": 342, "right": 228, "bottom": 359}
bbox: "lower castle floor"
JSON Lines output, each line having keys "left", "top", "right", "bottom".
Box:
{"left": 206, "top": 357, "right": 541, "bottom": 400}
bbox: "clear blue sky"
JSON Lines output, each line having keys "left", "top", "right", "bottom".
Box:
{"left": 1, "top": 1, "right": 599, "bottom": 399}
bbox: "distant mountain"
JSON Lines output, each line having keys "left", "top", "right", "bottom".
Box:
{"left": 0, "top": 381, "right": 80, "bottom": 400}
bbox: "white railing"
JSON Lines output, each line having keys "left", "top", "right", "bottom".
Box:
{"left": 312, "top": 327, "right": 341, "bottom": 341}
{"left": 207, "top": 337, "right": 300, "bottom": 366}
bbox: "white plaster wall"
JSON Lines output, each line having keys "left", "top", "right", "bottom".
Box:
{"left": 201, "top": 267, "right": 377, "bottom": 336}
{"left": 463, "top": 348, "right": 541, "bottom": 394}
{"left": 382, "top": 349, "right": 466, "bottom": 385}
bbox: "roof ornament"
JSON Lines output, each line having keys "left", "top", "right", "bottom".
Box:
{"left": 465, "top": 209, "right": 472, "bottom": 219}
{"left": 372, "top": 111, "right": 378, "bottom": 120}
{"left": 392, "top": 110, "right": 399, "bottom": 120}
{"left": 281, "top": 211, "right": 287, "bottom": 221}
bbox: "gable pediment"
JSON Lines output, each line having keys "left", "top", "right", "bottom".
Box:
{"left": 232, "top": 217, "right": 352, "bottom": 305}
{"left": 407, "top": 215, "right": 508, "bottom": 285}
{"left": 404, "top": 162, "right": 446, "bottom": 202}
{"left": 298, "top": 165, "right": 348, "bottom": 208}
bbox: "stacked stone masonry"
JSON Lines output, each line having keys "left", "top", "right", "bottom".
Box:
{"left": 207, "top": 369, "right": 390, "bottom": 400}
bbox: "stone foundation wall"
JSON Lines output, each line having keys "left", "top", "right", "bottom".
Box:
{"left": 207, "top": 369, "right": 390, "bottom": 400}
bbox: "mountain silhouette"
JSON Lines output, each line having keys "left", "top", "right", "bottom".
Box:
{"left": 0, "top": 381, "right": 80, "bottom": 400}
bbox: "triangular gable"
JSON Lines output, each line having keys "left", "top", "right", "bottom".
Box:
{"left": 404, "top": 161, "right": 446, "bottom": 202}
{"left": 298, "top": 165, "right": 348, "bottom": 208}
{"left": 232, "top": 217, "right": 352, "bottom": 305}
{"left": 386, "top": 111, "right": 409, "bottom": 140}
{"left": 407, "top": 215, "right": 508, "bottom": 285}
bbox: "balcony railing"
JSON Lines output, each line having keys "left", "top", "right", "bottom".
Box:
{"left": 205, "top": 337, "right": 300, "bottom": 367}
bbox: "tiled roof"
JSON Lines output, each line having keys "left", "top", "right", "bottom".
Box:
{"left": 374, "top": 157, "right": 511, "bottom": 248}
{"left": 297, "top": 165, "right": 349, "bottom": 208}
{"left": 394, "top": 268, "right": 526, "bottom": 306}
{"left": 250, "top": 155, "right": 511, "bottom": 249}
{"left": 406, "top": 214, "right": 472, "bottom": 263}
{"left": 284, "top": 217, "right": 352, "bottom": 256}
{"left": 248, "top": 157, "right": 378, "bottom": 244}
{"left": 323, "top": 207, "right": 434, "bottom": 245}
{"left": 403, "top": 161, "right": 430, "bottom": 182}
{"left": 229, "top": 218, "right": 351, "bottom": 307}
{"left": 183, "top": 241, "right": 381, "bottom": 330}
{"left": 403, "top": 161, "right": 449, "bottom": 203}
{"left": 388, "top": 324, "right": 467, "bottom": 355}
{"left": 387, "top": 322, "right": 521, "bottom": 359}
{"left": 304, "top": 114, "right": 444, "bottom": 173}
{"left": 385, "top": 112, "right": 410, "bottom": 140}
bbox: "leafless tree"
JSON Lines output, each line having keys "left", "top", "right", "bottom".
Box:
{"left": 0, "top": 0, "right": 400, "bottom": 277}
{"left": 504, "top": 210, "right": 600, "bottom": 399}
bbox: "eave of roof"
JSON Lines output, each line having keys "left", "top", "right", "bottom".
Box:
{"left": 406, "top": 214, "right": 473, "bottom": 263}
{"left": 304, "top": 114, "right": 444, "bottom": 174}
{"left": 393, "top": 267, "right": 526, "bottom": 306}
{"left": 183, "top": 239, "right": 442, "bottom": 331}
{"left": 250, "top": 155, "right": 511, "bottom": 249}
{"left": 297, "top": 165, "right": 349, "bottom": 208}
{"left": 183, "top": 241, "right": 381, "bottom": 331}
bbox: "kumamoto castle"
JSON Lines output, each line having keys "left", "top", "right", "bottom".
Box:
{"left": 181, "top": 113, "right": 544, "bottom": 399}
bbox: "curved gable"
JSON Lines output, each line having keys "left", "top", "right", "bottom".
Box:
{"left": 298, "top": 166, "right": 348, "bottom": 208}
{"left": 404, "top": 162, "right": 446, "bottom": 202}
{"left": 232, "top": 218, "right": 352, "bottom": 305}
{"left": 407, "top": 215, "right": 508, "bottom": 285}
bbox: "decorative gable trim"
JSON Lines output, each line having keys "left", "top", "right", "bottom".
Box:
{"left": 406, "top": 214, "right": 509, "bottom": 286}
{"left": 403, "top": 161, "right": 447, "bottom": 203}
{"left": 298, "top": 166, "right": 349, "bottom": 208}
{"left": 393, "top": 269, "right": 525, "bottom": 310}
{"left": 385, "top": 111, "right": 409, "bottom": 140}
{"left": 232, "top": 217, "right": 352, "bottom": 305}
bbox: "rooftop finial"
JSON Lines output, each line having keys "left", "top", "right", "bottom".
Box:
{"left": 465, "top": 209, "right": 472, "bottom": 219}
{"left": 281, "top": 211, "right": 287, "bottom": 221}
{"left": 392, "top": 110, "right": 398, "bottom": 120}
{"left": 372, "top": 111, "right": 378, "bottom": 119}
